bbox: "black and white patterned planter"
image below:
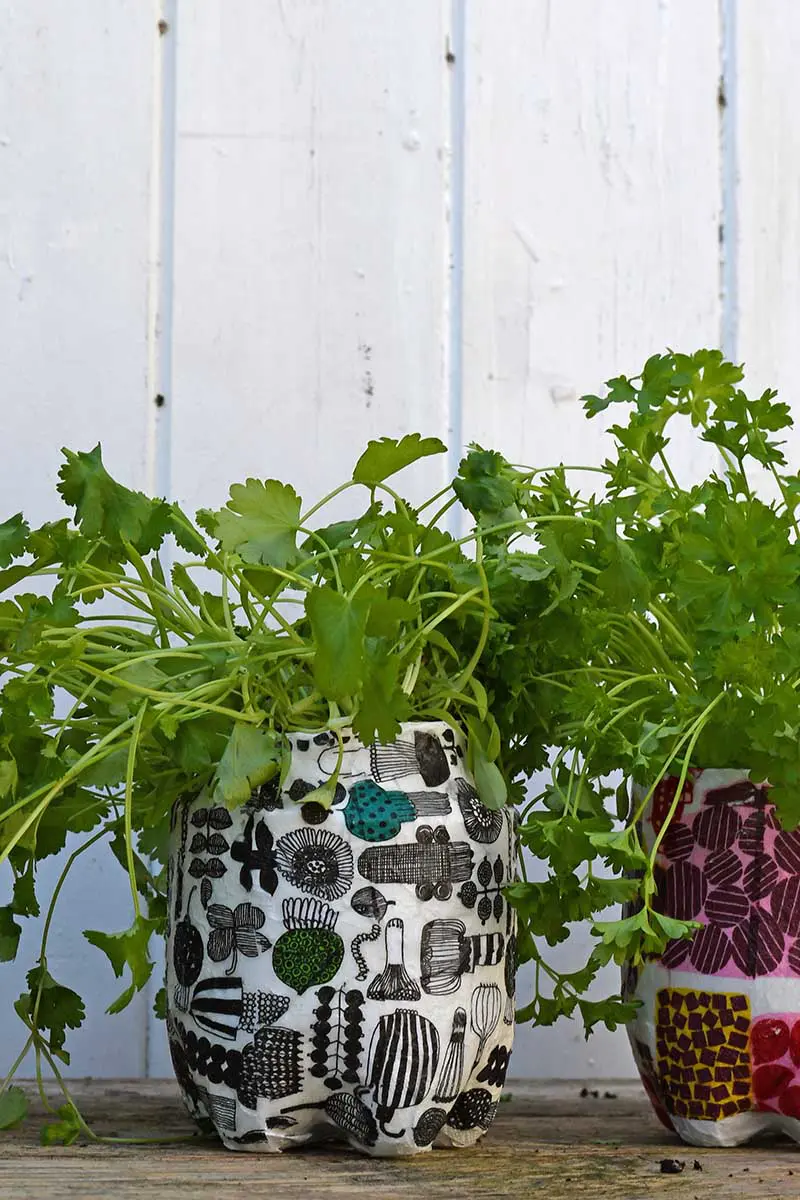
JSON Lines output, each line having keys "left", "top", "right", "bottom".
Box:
{"left": 165, "top": 721, "right": 516, "bottom": 1156}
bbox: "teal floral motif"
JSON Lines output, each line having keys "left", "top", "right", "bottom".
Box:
{"left": 342, "top": 780, "right": 449, "bottom": 842}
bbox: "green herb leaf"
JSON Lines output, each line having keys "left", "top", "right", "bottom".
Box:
{"left": 0, "top": 514, "right": 29, "bottom": 567}
{"left": 40, "top": 1103, "right": 83, "bottom": 1146}
{"left": 0, "top": 907, "right": 22, "bottom": 962}
{"left": 212, "top": 478, "right": 302, "bottom": 568}
{"left": 0, "top": 1086, "right": 28, "bottom": 1130}
{"left": 83, "top": 915, "right": 160, "bottom": 1013}
{"left": 15, "top": 966, "right": 86, "bottom": 1055}
{"left": 213, "top": 725, "right": 281, "bottom": 806}
{"left": 352, "top": 434, "right": 446, "bottom": 484}
{"left": 57, "top": 445, "right": 171, "bottom": 553}
{"left": 306, "top": 586, "right": 372, "bottom": 700}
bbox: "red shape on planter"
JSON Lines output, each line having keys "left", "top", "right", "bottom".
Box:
{"left": 775, "top": 830, "right": 800, "bottom": 876}
{"left": 731, "top": 909, "right": 785, "bottom": 976}
{"left": 661, "top": 936, "right": 692, "bottom": 969}
{"left": 742, "top": 854, "right": 779, "bottom": 903}
{"left": 705, "top": 780, "right": 764, "bottom": 807}
{"left": 790, "top": 1020, "right": 800, "bottom": 1068}
{"left": 705, "top": 886, "right": 750, "bottom": 928}
{"left": 753, "top": 1063, "right": 793, "bottom": 1101}
{"left": 651, "top": 777, "right": 692, "bottom": 834}
{"left": 693, "top": 806, "right": 741, "bottom": 852}
{"left": 778, "top": 1085, "right": 800, "bottom": 1118}
{"left": 750, "top": 1017, "right": 790, "bottom": 1064}
{"left": 705, "top": 849, "right": 743, "bottom": 889}
{"left": 661, "top": 823, "right": 695, "bottom": 862}
{"left": 689, "top": 925, "right": 732, "bottom": 975}
{"left": 770, "top": 877, "right": 800, "bottom": 938}
{"left": 664, "top": 861, "right": 707, "bottom": 921}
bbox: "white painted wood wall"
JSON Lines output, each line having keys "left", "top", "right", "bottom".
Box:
{"left": 1, "top": 1, "right": 796, "bottom": 1080}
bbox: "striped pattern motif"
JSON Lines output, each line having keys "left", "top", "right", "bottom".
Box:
{"left": 190, "top": 977, "right": 243, "bottom": 1039}
{"left": 367, "top": 1010, "right": 440, "bottom": 1118}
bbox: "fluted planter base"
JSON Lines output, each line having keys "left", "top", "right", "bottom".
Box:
{"left": 166, "top": 722, "right": 516, "bottom": 1157}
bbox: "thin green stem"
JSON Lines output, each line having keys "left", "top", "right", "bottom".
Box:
{"left": 124, "top": 703, "right": 149, "bottom": 919}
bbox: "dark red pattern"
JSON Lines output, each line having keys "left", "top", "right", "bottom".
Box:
{"left": 770, "top": 878, "right": 800, "bottom": 939}
{"left": 694, "top": 806, "right": 741, "bottom": 852}
{"left": 664, "top": 862, "right": 707, "bottom": 921}
{"left": 650, "top": 776, "right": 794, "bottom": 979}
{"left": 731, "top": 910, "right": 784, "bottom": 976}
{"left": 704, "top": 886, "right": 750, "bottom": 928}
{"left": 742, "top": 854, "right": 779, "bottom": 902}
{"left": 705, "top": 849, "right": 743, "bottom": 889}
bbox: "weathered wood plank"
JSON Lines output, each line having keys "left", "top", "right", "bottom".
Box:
{"left": 167, "top": 0, "right": 453, "bottom": 518}
{"left": 459, "top": 0, "right": 722, "bottom": 1081}
{"left": 3, "top": 1080, "right": 799, "bottom": 1199}
{"left": 460, "top": 0, "right": 721, "bottom": 473}
{"left": 0, "top": 0, "right": 160, "bottom": 1078}
{"left": 734, "top": 1, "right": 800, "bottom": 465}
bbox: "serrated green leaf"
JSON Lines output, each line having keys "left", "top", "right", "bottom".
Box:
{"left": 352, "top": 434, "right": 446, "bottom": 485}
{"left": 57, "top": 445, "right": 172, "bottom": 553}
{"left": 83, "top": 915, "right": 160, "bottom": 1013}
{"left": 212, "top": 478, "right": 302, "bottom": 568}
{"left": 16, "top": 966, "right": 85, "bottom": 1054}
{"left": 0, "top": 514, "right": 29, "bottom": 568}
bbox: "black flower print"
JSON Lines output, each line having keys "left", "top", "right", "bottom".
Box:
{"left": 274, "top": 828, "right": 354, "bottom": 901}
{"left": 476, "top": 1044, "right": 512, "bottom": 1087}
{"left": 456, "top": 779, "right": 503, "bottom": 844}
{"left": 207, "top": 901, "right": 271, "bottom": 974}
{"left": 231, "top": 813, "right": 278, "bottom": 893}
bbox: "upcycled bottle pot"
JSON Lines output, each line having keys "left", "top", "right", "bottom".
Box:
{"left": 165, "top": 721, "right": 516, "bottom": 1156}
{"left": 625, "top": 768, "right": 800, "bottom": 1147}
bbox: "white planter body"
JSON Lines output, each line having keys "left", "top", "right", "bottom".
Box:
{"left": 626, "top": 768, "right": 800, "bottom": 1147}
{"left": 166, "top": 721, "right": 516, "bottom": 1156}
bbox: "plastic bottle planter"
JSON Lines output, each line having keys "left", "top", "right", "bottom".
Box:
{"left": 625, "top": 767, "right": 800, "bottom": 1147}
{"left": 165, "top": 721, "right": 516, "bottom": 1156}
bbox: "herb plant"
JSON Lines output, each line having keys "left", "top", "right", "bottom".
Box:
{"left": 3, "top": 348, "right": 789, "bottom": 1142}
{"left": 506, "top": 348, "right": 800, "bottom": 1025}
{"left": 0, "top": 431, "right": 629, "bottom": 1142}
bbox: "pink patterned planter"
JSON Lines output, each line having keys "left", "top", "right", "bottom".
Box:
{"left": 625, "top": 769, "right": 800, "bottom": 1146}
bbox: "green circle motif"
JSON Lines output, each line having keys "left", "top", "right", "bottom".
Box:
{"left": 272, "top": 928, "right": 344, "bottom": 994}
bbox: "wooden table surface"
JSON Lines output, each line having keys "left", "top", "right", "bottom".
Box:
{"left": 3, "top": 1079, "right": 799, "bottom": 1199}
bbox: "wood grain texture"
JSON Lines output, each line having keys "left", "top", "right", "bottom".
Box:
{"left": 734, "top": 2, "right": 800, "bottom": 466}
{"left": 0, "top": 1, "right": 159, "bottom": 1077}
{"left": 459, "top": 0, "right": 722, "bottom": 1080}
{"left": 5, "top": 1079, "right": 800, "bottom": 1199}
{"left": 460, "top": 0, "right": 721, "bottom": 475}
{"left": 167, "top": 0, "right": 453, "bottom": 518}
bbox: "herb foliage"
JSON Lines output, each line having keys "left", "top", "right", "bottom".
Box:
{"left": 3, "top": 349, "right": 796, "bottom": 1141}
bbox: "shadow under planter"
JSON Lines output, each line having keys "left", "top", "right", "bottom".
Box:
{"left": 165, "top": 721, "right": 517, "bottom": 1156}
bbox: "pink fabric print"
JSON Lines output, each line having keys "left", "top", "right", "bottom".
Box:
{"left": 650, "top": 773, "right": 800, "bottom": 978}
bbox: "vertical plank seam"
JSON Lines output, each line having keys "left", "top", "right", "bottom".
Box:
{"left": 446, "top": 0, "right": 467, "bottom": 527}
{"left": 144, "top": 0, "right": 178, "bottom": 1079}
{"left": 146, "top": 0, "right": 178, "bottom": 505}
{"left": 719, "top": 0, "right": 738, "bottom": 362}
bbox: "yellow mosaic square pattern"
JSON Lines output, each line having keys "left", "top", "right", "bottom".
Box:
{"left": 655, "top": 987, "right": 752, "bottom": 1121}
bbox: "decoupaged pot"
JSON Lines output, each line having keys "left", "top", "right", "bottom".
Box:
{"left": 626, "top": 768, "right": 800, "bottom": 1147}
{"left": 165, "top": 721, "right": 516, "bottom": 1156}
